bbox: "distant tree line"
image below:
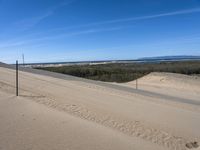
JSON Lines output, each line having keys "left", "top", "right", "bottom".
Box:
{"left": 35, "top": 61, "right": 200, "bottom": 83}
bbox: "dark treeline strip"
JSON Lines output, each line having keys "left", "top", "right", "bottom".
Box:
{"left": 35, "top": 61, "right": 200, "bottom": 83}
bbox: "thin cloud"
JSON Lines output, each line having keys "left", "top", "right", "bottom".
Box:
{"left": 31, "top": 7, "right": 200, "bottom": 34}
{"left": 14, "top": 0, "right": 75, "bottom": 30}
{"left": 79, "top": 7, "right": 200, "bottom": 26}
{"left": 14, "top": 12, "right": 53, "bottom": 30}
{"left": 0, "top": 26, "right": 125, "bottom": 48}
{"left": 35, "top": 26, "right": 125, "bottom": 41}
{"left": 3, "top": 7, "right": 200, "bottom": 48}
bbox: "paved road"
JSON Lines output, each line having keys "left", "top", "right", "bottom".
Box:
{"left": 1, "top": 62, "right": 200, "bottom": 106}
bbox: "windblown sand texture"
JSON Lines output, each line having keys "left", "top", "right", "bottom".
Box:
{"left": 0, "top": 66, "right": 200, "bottom": 150}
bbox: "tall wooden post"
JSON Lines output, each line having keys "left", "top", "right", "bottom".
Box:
{"left": 136, "top": 79, "right": 138, "bottom": 90}
{"left": 16, "top": 60, "right": 19, "bottom": 96}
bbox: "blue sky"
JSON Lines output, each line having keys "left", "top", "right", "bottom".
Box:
{"left": 0, "top": 0, "right": 200, "bottom": 63}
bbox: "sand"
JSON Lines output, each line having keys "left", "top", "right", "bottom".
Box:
{"left": 123, "top": 72, "right": 200, "bottom": 101}
{"left": 0, "top": 67, "right": 200, "bottom": 150}
{"left": 0, "top": 91, "right": 163, "bottom": 150}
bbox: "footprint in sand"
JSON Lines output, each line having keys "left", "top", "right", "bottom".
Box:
{"left": 186, "top": 141, "right": 199, "bottom": 149}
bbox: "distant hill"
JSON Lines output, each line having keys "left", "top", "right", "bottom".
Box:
{"left": 0, "top": 62, "right": 15, "bottom": 69}
{"left": 138, "top": 55, "right": 200, "bottom": 62}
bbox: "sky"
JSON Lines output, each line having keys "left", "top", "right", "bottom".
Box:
{"left": 0, "top": 0, "right": 200, "bottom": 63}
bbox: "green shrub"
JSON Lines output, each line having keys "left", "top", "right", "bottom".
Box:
{"left": 35, "top": 61, "right": 200, "bottom": 83}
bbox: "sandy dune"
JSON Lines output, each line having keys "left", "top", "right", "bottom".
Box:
{"left": 124, "top": 72, "right": 200, "bottom": 101}
{"left": 1, "top": 91, "right": 162, "bottom": 150}
{"left": 0, "top": 66, "right": 200, "bottom": 150}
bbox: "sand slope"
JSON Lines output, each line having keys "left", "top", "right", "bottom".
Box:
{"left": 0, "top": 67, "right": 200, "bottom": 150}
{"left": 1, "top": 91, "right": 164, "bottom": 150}
{"left": 124, "top": 72, "right": 200, "bottom": 102}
